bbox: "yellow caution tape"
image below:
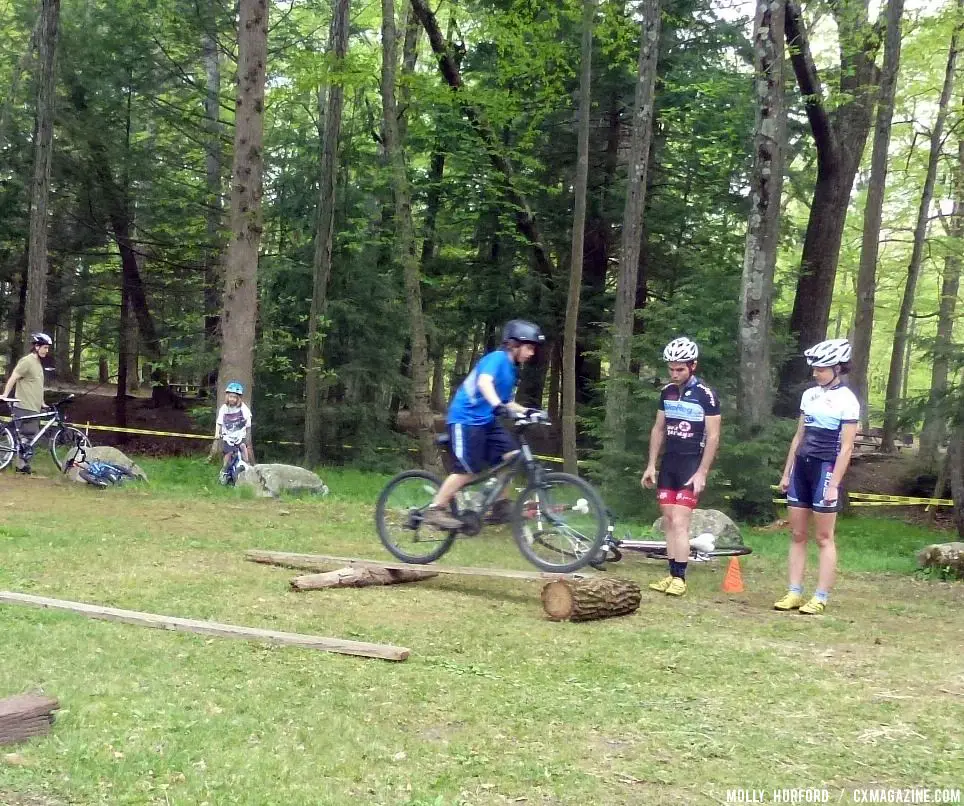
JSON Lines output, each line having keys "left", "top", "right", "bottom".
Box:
{"left": 847, "top": 492, "right": 954, "bottom": 506}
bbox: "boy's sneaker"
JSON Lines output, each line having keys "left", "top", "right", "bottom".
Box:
{"left": 648, "top": 575, "right": 674, "bottom": 593}
{"left": 421, "top": 506, "right": 462, "bottom": 531}
{"left": 665, "top": 577, "right": 687, "bottom": 597}
{"left": 484, "top": 499, "right": 513, "bottom": 525}
{"left": 773, "top": 592, "right": 806, "bottom": 611}
{"left": 799, "top": 597, "right": 826, "bottom": 615}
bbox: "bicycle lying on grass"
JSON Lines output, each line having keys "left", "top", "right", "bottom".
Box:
{"left": 0, "top": 394, "right": 91, "bottom": 472}
{"left": 591, "top": 519, "right": 752, "bottom": 568}
{"left": 375, "top": 410, "right": 610, "bottom": 573}
{"left": 64, "top": 445, "right": 139, "bottom": 488}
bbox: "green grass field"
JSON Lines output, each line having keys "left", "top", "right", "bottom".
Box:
{"left": 0, "top": 457, "right": 961, "bottom": 805}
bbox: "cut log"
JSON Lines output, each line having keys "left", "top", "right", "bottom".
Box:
{"left": 541, "top": 577, "right": 641, "bottom": 622}
{"left": 0, "top": 695, "right": 59, "bottom": 746}
{"left": 291, "top": 566, "right": 438, "bottom": 591}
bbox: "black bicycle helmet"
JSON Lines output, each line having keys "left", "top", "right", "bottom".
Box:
{"left": 501, "top": 320, "right": 545, "bottom": 345}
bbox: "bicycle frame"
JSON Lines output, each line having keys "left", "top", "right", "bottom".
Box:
{"left": 6, "top": 407, "right": 66, "bottom": 450}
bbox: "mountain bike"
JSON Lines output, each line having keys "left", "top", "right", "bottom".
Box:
{"left": 0, "top": 394, "right": 92, "bottom": 472}
{"left": 375, "top": 410, "right": 609, "bottom": 573}
{"left": 592, "top": 518, "right": 752, "bottom": 568}
{"left": 64, "top": 445, "right": 138, "bottom": 487}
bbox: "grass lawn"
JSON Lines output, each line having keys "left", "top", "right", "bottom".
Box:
{"left": 0, "top": 457, "right": 962, "bottom": 805}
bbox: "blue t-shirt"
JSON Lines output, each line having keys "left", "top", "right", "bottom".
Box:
{"left": 447, "top": 350, "right": 518, "bottom": 426}
{"left": 659, "top": 375, "right": 721, "bottom": 456}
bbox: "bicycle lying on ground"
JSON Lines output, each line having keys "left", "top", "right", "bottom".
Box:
{"left": 0, "top": 394, "right": 91, "bottom": 472}
{"left": 591, "top": 520, "right": 752, "bottom": 568}
{"left": 64, "top": 445, "right": 139, "bottom": 487}
{"left": 375, "top": 410, "right": 610, "bottom": 573}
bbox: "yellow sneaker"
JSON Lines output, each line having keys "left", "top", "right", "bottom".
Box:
{"left": 799, "top": 597, "right": 826, "bottom": 615}
{"left": 648, "top": 575, "right": 674, "bottom": 593}
{"left": 665, "top": 577, "right": 687, "bottom": 597}
{"left": 773, "top": 592, "right": 806, "bottom": 611}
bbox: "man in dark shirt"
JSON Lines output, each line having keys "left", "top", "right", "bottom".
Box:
{"left": 641, "top": 337, "right": 722, "bottom": 597}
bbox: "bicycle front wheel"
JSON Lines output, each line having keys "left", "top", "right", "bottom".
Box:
{"left": 512, "top": 472, "right": 608, "bottom": 573}
{"left": 0, "top": 426, "right": 15, "bottom": 471}
{"left": 50, "top": 427, "right": 92, "bottom": 471}
{"left": 375, "top": 470, "right": 458, "bottom": 564}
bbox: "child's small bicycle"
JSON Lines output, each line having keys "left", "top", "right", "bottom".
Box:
{"left": 64, "top": 446, "right": 138, "bottom": 488}
{"left": 220, "top": 438, "right": 251, "bottom": 486}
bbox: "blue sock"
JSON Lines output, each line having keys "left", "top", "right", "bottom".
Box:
{"left": 668, "top": 560, "right": 676, "bottom": 577}
{"left": 814, "top": 590, "right": 829, "bottom": 604}
{"left": 789, "top": 584, "right": 803, "bottom": 595}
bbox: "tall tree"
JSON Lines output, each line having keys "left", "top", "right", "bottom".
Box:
{"left": 202, "top": 28, "right": 224, "bottom": 368}
{"left": 24, "top": 0, "right": 60, "bottom": 344}
{"left": 851, "top": 0, "right": 905, "bottom": 421}
{"left": 920, "top": 135, "right": 964, "bottom": 462}
{"left": 562, "top": 0, "right": 596, "bottom": 474}
{"left": 304, "top": 0, "right": 351, "bottom": 467}
{"left": 737, "top": 0, "right": 786, "bottom": 432}
{"left": 775, "top": 0, "right": 881, "bottom": 411}
{"left": 882, "top": 7, "right": 961, "bottom": 450}
{"left": 218, "top": 0, "right": 268, "bottom": 408}
{"left": 602, "top": 0, "right": 661, "bottom": 454}
{"left": 382, "top": 0, "right": 435, "bottom": 467}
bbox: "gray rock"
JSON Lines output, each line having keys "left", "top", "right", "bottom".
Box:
{"left": 236, "top": 463, "right": 329, "bottom": 499}
{"left": 65, "top": 445, "right": 148, "bottom": 483}
{"left": 652, "top": 508, "right": 743, "bottom": 546}
{"left": 917, "top": 541, "right": 964, "bottom": 579}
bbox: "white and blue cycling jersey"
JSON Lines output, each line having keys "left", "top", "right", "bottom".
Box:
{"left": 797, "top": 384, "right": 860, "bottom": 462}
{"left": 659, "top": 375, "right": 720, "bottom": 456}
{"left": 447, "top": 350, "right": 518, "bottom": 426}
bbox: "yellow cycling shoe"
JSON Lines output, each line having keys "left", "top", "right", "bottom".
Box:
{"left": 665, "top": 577, "right": 687, "bottom": 597}
{"left": 799, "top": 597, "right": 826, "bottom": 615}
{"left": 773, "top": 592, "right": 806, "bottom": 611}
{"left": 648, "top": 575, "right": 674, "bottom": 593}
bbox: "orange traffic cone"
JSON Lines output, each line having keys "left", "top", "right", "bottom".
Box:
{"left": 722, "top": 557, "right": 744, "bottom": 594}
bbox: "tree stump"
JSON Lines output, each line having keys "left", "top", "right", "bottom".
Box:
{"left": 541, "top": 577, "right": 641, "bottom": 622}
{"left": 291, "top": 566, "right": 438, "bottom": 591}
{"left": 0, "top": 694, "right": 59, "bottom": 745}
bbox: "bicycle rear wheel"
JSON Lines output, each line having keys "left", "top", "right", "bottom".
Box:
{"left": 375, "top": 470, "right": 458, "bottom": 564}
{"left": 0, "top": 426, "right": 15, "bottom": 471}
{"left": 512, "top": 472, "right": 608, "bottom": 573}
{"left": 50, "top": 427, "right": 91, "bottom": 471}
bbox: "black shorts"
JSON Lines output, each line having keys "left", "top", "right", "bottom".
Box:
{"left": 447, "top": 421, "right": 518, "bottom": 474}
{"left": 657, "top": 453, "right": 701, "bottom": 508}
{"left": 787, "top": 455, "right": 839, "bottom": 513}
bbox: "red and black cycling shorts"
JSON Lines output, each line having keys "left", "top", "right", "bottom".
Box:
{"left": 656, "top": 453, "right": 702, "bottom": 509}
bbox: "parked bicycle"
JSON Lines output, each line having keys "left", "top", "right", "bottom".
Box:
{"left": 0, "top": 394, "right": 91, "bottom": 472}
{"left": 375, "top": 410, "right": 610, "bottom": 573}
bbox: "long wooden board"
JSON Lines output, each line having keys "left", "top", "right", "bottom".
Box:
{"left": 245, "top": 549, "right": 596, "bottom": 581}
{"left": 0, "top": 592, "right": 409, "bottom": 662}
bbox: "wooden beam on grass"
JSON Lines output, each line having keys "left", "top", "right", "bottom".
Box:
{"left": 245, "top": 549, "right": 596, "bottom": 582}
{"left": 0, "top": 591, "right": 409, "bottom": 662}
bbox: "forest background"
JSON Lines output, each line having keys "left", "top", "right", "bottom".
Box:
{"left": 0, "top": 0, "right": 962, "bottom": 527}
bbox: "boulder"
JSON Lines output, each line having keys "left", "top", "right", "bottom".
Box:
{"left": 916, "top": 541, "right": 964, "bottom": 580}
{"left": 64, "top": 445, "right": 148, "bottom": 483}
{"left": 652, "top": 508, "right": 743, "bottom": 546}
{"left": 236, "top": 464, "right": 329, "bottom": 499}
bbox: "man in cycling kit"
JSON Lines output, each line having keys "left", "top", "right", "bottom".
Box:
{"left": 776, "top": 338, "right": 859, "bottom": 615}
{"left": 641, "top": 337, "right": 721, "bottom": 597}
{"left": 422, "top": 320, "right": 545, "bottom": 531}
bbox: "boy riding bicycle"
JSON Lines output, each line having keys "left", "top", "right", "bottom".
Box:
{"left": 215, "top": 381, "right": 254, "bottom": 484}
{"left": 422, "top": 320, "right": 545, "bottom": 530}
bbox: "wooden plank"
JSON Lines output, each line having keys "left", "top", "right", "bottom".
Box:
{"left": 0, "top": 592, "right": 409, "bottom": 662}
{"left": 245, "top": 549, "right": 596, "bottom": 581}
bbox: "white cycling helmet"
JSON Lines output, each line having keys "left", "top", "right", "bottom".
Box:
{"left": 663, "top": 337, "right": 699, "bottom": 363}
{"left": 804, "top": 338, "right": 852, "bottom": 368}
{"left": 31, "top": 332, "right": 53, "bottom": 346}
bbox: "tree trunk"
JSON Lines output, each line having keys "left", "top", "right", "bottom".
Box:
{"left": 430, "top": 345, "right": 446, "bottom": 412}
{"left": 775, "top": 0, "right": 881, "bottom": 411}
{"left": 547, "top": 339, "right": 561, "bottom": 425}
{"left": 920, "top": 143, "right": 964, "bottom": 461}
{"left": 116, "top": 283, "right": 133, "bottom": 431}
{"left": 882, "top": 11, "right": 961, "bottom": 450}
{"left": 304, "top": 0, "right": 350, "bottom": 467}
{"left": 202, "top": 30, "right": 224, "bottom": 366}
{"left": 24, "top": 0, "right": 60, "bottom": 345}
{"left": 737, "top": 0, "right": 786, "bottom": 433}
{"left": 541, "top": 577, "right": 641, "bottom": 622}
{"left": 382, "top": 0, "right": 436, "bottom": 468}
{"left": 951, "top": 421, "right": 964, "bottom": 538}
{"left": 218, "top": 0, "right": 268, "bottom": 416}
{"left": 851, "top": 0, "right": 905, "bottom": 416}
{"left": 602, "top": 0, "right": 660, "bottom": 454}
{"left": 290, "top": 566, "right": 438, "bottom": 591}
{"left": 71, "top": 298, "right": 84, "bottom": 379}
{"left": 562, "top": 0, "right": 595, "bottom": 475}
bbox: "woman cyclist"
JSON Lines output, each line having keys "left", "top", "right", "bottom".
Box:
{"left": 775, "top": 338, "right": 859, "bottom": 615}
